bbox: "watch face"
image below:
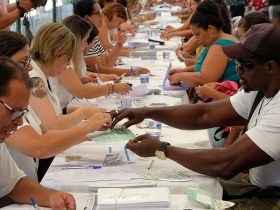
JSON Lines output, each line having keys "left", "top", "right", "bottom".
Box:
{"left": 155, "top": 150, "right": 167, "bottom": 160}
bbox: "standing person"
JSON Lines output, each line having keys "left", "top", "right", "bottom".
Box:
{"left": 227, "top": 0, "right": 248, "bottom": 17}
{"left": 268, "top": 0, "right": 280, "bottom": 25}
{"left": 0, "top": 0, "right": 35, "bottom": 30}
{"left": 112, "top": 23, "right": 280, "bottom": 209}
{"left": 0, "top": 57, "right": 76, "bottom": 209}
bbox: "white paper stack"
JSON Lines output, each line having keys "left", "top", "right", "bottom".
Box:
{"left": 97, "top": 187, "right": 171, "bottom": 210}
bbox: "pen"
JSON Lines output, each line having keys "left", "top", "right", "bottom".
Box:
{"left": 61, "top": 166, "right": 102, "bottom": 170}
{"left": 95, "top": 64, "right": 100, "bottom": 77}
{"left": 120, "top": 73, "right": 126, "bottom": 79}
{"left": 109, "top": 146, "right": 112, "bottom": 153}
{"left": 148, "top": 159, "right": 154, "bottom": 170}
{"left": 124, "top": 147, "right": 130, "bottom": 161}
{"left": 29, "top": 196, "right": 40, "bottom": 210}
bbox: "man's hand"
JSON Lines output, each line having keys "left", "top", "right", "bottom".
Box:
{"left": 111, "top": 108, "right": 147, "bottom": 128}
{"left": 19, "top": 0, "right": 35, "bottom": 12}
{"left": 49, "top": 191, "right": 76, "bottom": 210}
{"left": 126, "top": 134, "right": 161, "bottom": 157}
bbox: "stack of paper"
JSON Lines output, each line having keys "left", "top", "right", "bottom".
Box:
{"left": 97, "top": 187, "right": 171, "bottom": 210}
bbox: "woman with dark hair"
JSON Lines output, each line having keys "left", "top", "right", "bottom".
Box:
{"left": 237, "top": 12, "right": 271, "bottom": 40}
{"left": 161, "top": 0, "right": 201, "bottom": 40}
{"left": 169, "top": 0, "right": 238, "bottom": 89}
{"left": 0, "top": 31, "right": 32, "bottom": 71}
{"left": 74, "top": 0, "right": 150, "bottom": 75}
{"left": 174, "top": 0, "right": 232, "bottom": 67}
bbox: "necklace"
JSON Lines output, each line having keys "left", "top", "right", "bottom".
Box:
{"left": 254, "top": 96, "right": 275, "bottom": 126}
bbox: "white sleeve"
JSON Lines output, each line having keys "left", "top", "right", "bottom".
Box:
{"left": 230, "top": 90, "right": 258, "bottom": 120}
{"left": 0, "top": 144, "right": 26, "bottom": 198}
{"left": 246, "top": 97, "right": 280, "bottom": 160}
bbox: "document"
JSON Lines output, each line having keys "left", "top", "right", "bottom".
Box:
{"left": 138, "top": 168, "right": 192, "bottom": 182}
{"left": 1, "top": 193, "right": 95, "bottom": 210}
{"left": 97, "top": 187, "right": 170, "bottom": 210}
{"left": 87, "top": 125, "right": 135, "bottom": 143}
{"left": 44, "top": 167, "right": 140, "bottom": 182}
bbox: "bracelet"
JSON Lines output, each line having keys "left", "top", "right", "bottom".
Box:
{"left": 16, "top": 0, "right": 26, "bottom": 18}
{"left": 107, "top": 83, "right": 113, "bottom": 94}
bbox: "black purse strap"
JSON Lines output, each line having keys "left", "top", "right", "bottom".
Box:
{"left": 242, "top": 91, "right": 264, "bottom": 134}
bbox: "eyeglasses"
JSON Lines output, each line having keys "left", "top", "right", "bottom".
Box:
{"left": 236, "top": 60, "right": 267, "bottom": 73}
{"left": 92, "top": 10, "right": 102, "bottom": 16}
{"left": 17, "top": 56, "right": 31, "bottom": 70}
{"left": 0, "top": 99, "right": 29, "bottom": 121}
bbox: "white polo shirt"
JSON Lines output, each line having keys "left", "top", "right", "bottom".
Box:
{"left": 230, "top": 90, "right": 280, "bottom": 188}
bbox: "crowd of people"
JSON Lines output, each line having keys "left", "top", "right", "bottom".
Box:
{"left": 1, "top": 0, "right": 280, "bottom": 209}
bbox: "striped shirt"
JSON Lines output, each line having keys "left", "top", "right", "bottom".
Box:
{"left": 86, "top": 37, "right": 106, "bottom": 57}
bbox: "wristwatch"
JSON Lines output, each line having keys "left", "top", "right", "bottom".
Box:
{"left": 155, "top": 141, "right": 170, "bottom": 160}
{"left": 16, "top": 0, "right": 26, "bottom": 18}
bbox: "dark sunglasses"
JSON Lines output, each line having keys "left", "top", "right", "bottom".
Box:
{"left": 0, "top": 100, "right": 29, "bottom": 121}
{"left": 236, "top": 60, "right": 268, "bottom": 73}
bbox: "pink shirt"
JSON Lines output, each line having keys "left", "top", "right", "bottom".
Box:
{"left": 0, "top": 0, "right": 10, "bottom": 30}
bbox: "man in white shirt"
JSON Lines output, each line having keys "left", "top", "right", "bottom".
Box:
{"left": 111, "top": 23, "right": 280, "bottom": 209}
{"left": 0, "top": 57, "right": 76, "bottom": 209}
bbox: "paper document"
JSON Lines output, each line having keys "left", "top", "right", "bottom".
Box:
{"left": 88, "top": 181, "right": 157, "bottom": 191}
{"left": 44, "top": 167, "right": 140, "bottom": 182}
{"left": 97, "top": 187, "right": 170, "bottom": 210}
{"left": 1, "top": 193, "right": 95, "bottom": 210}
{"left": 139, "top": 168, "right": 192, "bottom": 182}
{"left": 87, "top": 125, "right": 136, "bottom": 143}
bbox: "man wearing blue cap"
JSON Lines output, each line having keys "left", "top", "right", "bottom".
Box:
{"left": 112, "top": 23, "right": 280, "bottom": 209}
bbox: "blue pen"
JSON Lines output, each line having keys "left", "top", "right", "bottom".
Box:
{"left": 124, "top": 147, "right": 130, "bottom": 161}
{"left": 109, "top": 146, "right": 112, "bottom": 153}
{"left": 29, "top": 196, "right": 40, "bottom": 210}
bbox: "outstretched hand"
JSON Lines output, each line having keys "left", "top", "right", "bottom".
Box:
{"left": 126, "top": 134, "right": 161, "bottom": 157}
{"left": 111, "top": 108, "right": 147, "bottom": 129}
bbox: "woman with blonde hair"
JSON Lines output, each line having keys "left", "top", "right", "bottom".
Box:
{"left": 48, "top": 15, "right": 131, "bottom": 109}
{"left": 0, "top": 30, "right": 112, "bottom": 181}
{"left": 99, "top": 3, "right": 130, "bottom": 55}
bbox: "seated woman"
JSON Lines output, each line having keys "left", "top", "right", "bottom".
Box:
{"left": 74, "top": 0, "right": 150, "bottom": 75}
{"left": 195, "top": 12, "right": 271, "bottom": 148}
{"left": 99, "top": 3, "right": 131, "bottom": 56}
{"left": 48, "top": 15, "right": 131, "bottom": 109}
{"left": 161, "top": 0, "right": 201, "bottom": 40}
{"left": 126, "top": 0, "right": 156, "bottom": 25}
{"left": 169, "top": 0, "right": 239, "bottom": 88}
{"left": 174, "top": 0, "right": 232, "bottom": 68}
{"left": 0, "top": 30, "right": 112, "bottom": 181}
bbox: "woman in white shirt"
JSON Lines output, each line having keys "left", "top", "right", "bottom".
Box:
{"left": 49, "top": 15, "right": 132, "bottom": 108}
{"left": 0, "top": 28, "right": 112, "bottom": 181}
